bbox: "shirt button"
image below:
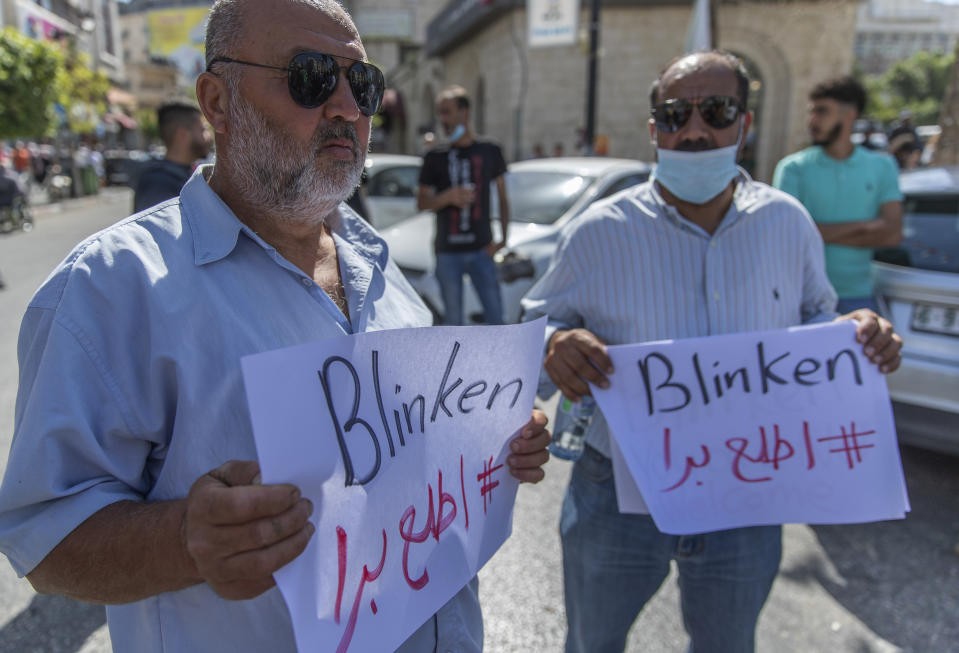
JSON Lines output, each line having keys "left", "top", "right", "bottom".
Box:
{"left": 713, "top": 292, "right": 721, "bottom": 301}
{"left": 301, "top": 278, "right": 312, "bottom": 287}
{"left": 710, "top": 241, "right": 717, "bottom": 248}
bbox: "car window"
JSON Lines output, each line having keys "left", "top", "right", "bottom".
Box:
{"left": 597, "top": 172, "right": 650, "bottom": 200}
{"left": 506, "top": 171, "right": 597, "bottom": 225}
{"left": 875, "top": 194, "right": 959, "bottom": 273}
{"left": 367, "top": 165, "right": 420, "bottom": 198}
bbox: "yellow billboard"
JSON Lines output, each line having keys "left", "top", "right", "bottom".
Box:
{"left": 148, "top": 7, "right": 210, "bottom": 78}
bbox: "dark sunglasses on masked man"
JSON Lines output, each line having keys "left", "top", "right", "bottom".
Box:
{"left": 651, "top": 95, "right": 744, "bottom": 133}
{"left": 207, "top": 52, "right": 385, "bottom": 117}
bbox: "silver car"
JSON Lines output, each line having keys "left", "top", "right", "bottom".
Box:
{"left": 874, "top": 166, "right": 959, "bottom": 456}
{"left": 361, "top": 154, "right": 422, "bottom": 230}
{"left": 381, "top": 157, "right": 652, "bottom": 324}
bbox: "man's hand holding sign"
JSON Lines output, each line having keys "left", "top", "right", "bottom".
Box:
{"left": 545, "top": 310, "right": 908, "bottom": 534}
{"left": 240, "top": 319, "right": 548, "bottom": 652}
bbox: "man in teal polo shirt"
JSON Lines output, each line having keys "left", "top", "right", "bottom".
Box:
{"left": 773, "top": 75, "right": 903, "bottom": 313}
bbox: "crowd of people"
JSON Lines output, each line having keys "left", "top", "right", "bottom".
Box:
{"left": 0, "top": 0, "right": 924, "bottom": 651}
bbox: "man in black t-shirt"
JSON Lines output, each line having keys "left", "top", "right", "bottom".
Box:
{"left": 417, "top": 85, "right": 510, "bottom": 325}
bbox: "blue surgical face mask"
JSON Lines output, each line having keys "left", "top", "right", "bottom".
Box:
{"left": 449, "top": 124, "right": 465, "bottom": 143}
{"left": 652, "top": 124, "right": 743, "bottom": 204}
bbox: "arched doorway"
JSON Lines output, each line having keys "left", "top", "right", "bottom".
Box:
{"left": 734, "top": 54, "right": 764, "bottom": 179}
{"left": 723, "top": 28, "right": 791, "bottom": 182}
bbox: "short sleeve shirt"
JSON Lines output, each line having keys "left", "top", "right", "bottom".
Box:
{"left": 773, "top": 145, "right": 902, "bottom": 298}
{"left": 419, "top": 140, "right": 507, "bottom": 253}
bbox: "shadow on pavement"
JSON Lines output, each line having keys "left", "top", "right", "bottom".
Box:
{"left": 782, "top": 445, "right": 959, "bottom": 653}
{"left": 0, "top": 593, "right": 105, "bottom": 652}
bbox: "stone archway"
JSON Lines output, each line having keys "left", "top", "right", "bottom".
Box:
{"left": 722, "top": 27, "right": 792, "bottom": 182}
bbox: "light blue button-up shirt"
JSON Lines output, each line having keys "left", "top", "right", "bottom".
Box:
{"left": 0, "top": 166, "right": 482, "bottom": 652}
{"left": 522, "top": 173, "right": 839, "bottom": 464}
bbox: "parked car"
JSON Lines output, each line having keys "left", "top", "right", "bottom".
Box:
{"left": 381, "top": 157, "right": 652, "bottom": 324}
{"left": 874, "top": 166, "right": 959, "bottom": 456}
{"left": 361, "top": 154, "right": 422, "bottom": 230}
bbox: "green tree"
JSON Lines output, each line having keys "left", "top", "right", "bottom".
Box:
{"left": 865, "top": 50, "right": 954, "bottom": 126}
{"left": 136, "top": 107, "right": 159, "bottom": 143}
{"left": 0, "top": 27, "right": 63, "bottom": 139}
{"left": 57, "top": 41, "right": 110, "bottom": 135}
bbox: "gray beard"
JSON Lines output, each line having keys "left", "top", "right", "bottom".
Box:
{"left": 225, "top": 93, "right": 365, "bottom": 225}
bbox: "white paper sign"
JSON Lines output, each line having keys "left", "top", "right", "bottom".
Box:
{"left": 242, "top": 318, "right": 546, "bottom": 652}
{"left": 592, "top": 322, "right": 910, "bottom": 535}
{"left": 528, "top": 0, "right": 579, "bottom": 48}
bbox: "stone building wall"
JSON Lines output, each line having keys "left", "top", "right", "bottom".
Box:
{"left": 420, "top": 0, "right": 860, "bottom": 182}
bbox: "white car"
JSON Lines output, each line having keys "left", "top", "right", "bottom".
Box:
{"left": 361, "top": 154, "right": 422, "bottom": 230}
{"left": 873, "top": 166, "right": 959, "bottom": 456}
{"left": 381, "top": 157, "right": 652, "bottom": 324}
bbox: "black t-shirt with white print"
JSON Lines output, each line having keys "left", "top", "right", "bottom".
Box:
{"left": 419, "top": 140, "right": 507, "bottom": 253}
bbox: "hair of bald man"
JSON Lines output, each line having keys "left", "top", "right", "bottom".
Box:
{"left": 205, "top": 0, "right": 357, "bottom": 86}
{"left": 648, "top": 50, "right": 750, "bottom": 113}
{"left": 436, "top": 85, "right": 470, "bottom": 112}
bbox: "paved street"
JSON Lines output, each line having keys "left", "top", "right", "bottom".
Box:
{"left": 0, "top": 191, "right": 957, "bottom": 652}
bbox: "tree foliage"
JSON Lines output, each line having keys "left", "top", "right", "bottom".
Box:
{"left": 865, "top": 50, "right": 954, "bottom": 125}
{"left": 57, "top": 44, "right": 111, "bottom": 135}
{"left": 0, "top": 28, "right": 63, "bottom": 140}
{"left": 0, "top": 28, "right": 110, "bottom": 139}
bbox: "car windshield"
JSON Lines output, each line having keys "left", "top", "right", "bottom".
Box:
{"left": 504, "top": 171, "right": 596, "bottom": 225}
{"left": 883, "top": 194, "right": 959, "bottom": 273}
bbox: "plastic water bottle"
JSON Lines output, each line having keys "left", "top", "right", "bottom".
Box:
{"left": 549, "top": 395, "right": 596, "bottom": 461}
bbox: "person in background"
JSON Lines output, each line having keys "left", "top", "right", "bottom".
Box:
{"left": 773, "top": 76, "right": 903, "bottom": 313}
{"left": 0, "top": 1, "right": 551, "bottom": 651}
{"left": 417, "top": 84, "right": 510, "bottom": 325}
{"left": 888, "top": 132, "right": 922, "bottom": 170}
{"left": 522, "top": 51, "right": 903, "bottom": 653}
{"left": 133, "top": 99, "right": 212, "bottom": 212}
{"left": 12, "top": 141, "right": 31, "bottom": 184}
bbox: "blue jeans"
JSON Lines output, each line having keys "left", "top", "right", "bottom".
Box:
{"left": 435, "top": 250, "right": 504, "bottom": 325}
{"left": 561, "top": 446, "right": 782, "bottom": 653}
{"left": 836, "top": 296, "right": 880, "bottom": 315}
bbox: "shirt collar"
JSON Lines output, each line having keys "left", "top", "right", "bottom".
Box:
{"left": 812, "top": 144, "right": 864, "bottom": 165}
{"left": 180, "top": 165, "right": 245, "bottom": 266}
{"left": 179, "top": 164, "right": 389, "bottom": 271}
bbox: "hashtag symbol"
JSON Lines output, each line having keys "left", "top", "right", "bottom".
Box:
{"left": 476, "top": 456, "right": 504, "bottom": 514}
{"left": 817, "top": 422, "right": 877, "bottom": 469}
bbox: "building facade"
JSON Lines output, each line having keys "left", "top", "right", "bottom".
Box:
{"left": 414, "top": 0, "right": 861, "bottom": 183}
{"left": 2, "top": 0, "right": 126, "bottom": 83}
{"left": 855, "top": 0, "right": 959, "bottom": 75}
{"left": 118, "top": 0, "right": 211, "bottom": 113}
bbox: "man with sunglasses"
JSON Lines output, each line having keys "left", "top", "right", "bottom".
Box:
{"left": 773, "top": 76, "right": 903, "bottom": 314}
{"left": 0, "top": 1, "right": 552, "bottom": 652}
{"left": 522, "top": 50, "right": 902, "bottom": 653}
{"left": 417, "top": 85, "right": 510, "bottom": 325}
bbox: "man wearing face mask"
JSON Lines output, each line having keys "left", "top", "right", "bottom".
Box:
{"left": 521, "top": 51, "right": 903, "bottom": 653}
{"left": 417, "top": 85, "right": 510, "bottom": 325}
{"left": 773, "top": 76, "right": 903, "bottom": 313}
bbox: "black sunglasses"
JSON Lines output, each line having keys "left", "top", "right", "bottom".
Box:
{"left": 652, "top": 95, "right": 744, "bottom": 133}
{"left": 207, "top": 52, "right": 385, "bottom": 117}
